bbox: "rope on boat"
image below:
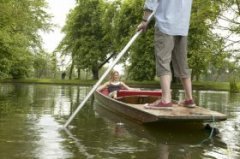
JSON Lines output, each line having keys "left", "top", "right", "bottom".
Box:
{"left": 197, "top": 115, "right": 217, "bottom": 146}
{"left": 209, "top": 115, "right": 216, "bottom": 138}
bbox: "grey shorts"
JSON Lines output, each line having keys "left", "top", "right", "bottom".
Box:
{"left": 154, "top": 28, "right": 191, "bottom": 78}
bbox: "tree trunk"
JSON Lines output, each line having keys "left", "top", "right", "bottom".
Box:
{"left": 196, "top": 74, "right": 199, "bottom": 81}
{"left": 69, "top": 62, "right": 74, "bottom": 80}
{"left": 214, "top": 70, "right": 221, "bottom": 81}
{"left": 91, "top": 64, "right": 99, "bottom": 80}
{"left": 77, "top": 67, "right": 80, "bottom": 79}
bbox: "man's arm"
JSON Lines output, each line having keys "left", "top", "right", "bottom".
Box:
{"left": 137, "top": 9, "right": 153, "bottom": 32}
{"left": 142, "top": 9, "right": 153, "bottom": 22}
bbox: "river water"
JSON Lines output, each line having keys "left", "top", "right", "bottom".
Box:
{"left": 0, "top": 83, "right": 239, "bottom": 159}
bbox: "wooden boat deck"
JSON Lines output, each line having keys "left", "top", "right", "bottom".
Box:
{"left": 127, "top": 103, "right": 226, "bottom": 121}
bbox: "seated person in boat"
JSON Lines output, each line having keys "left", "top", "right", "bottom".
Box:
{"left": 97, "top": 70, "right": 136, "bottom": 98}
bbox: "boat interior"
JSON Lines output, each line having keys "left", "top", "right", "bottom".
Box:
{"left": 100, "top": 89, "right": 162, "bottom": 104}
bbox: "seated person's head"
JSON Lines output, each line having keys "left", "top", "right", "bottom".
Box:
{"left": 110, "top": 70, "right": 120, "bottom": 82}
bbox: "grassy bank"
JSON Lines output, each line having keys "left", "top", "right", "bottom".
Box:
{"left": 0, "top": 78, "right": 235, "bottom": 92}
{"left": 127, "top": 80, "right": 230, "bottom": 91}
{"left": 0, "top": 78, "right": 96, "bottom": 86}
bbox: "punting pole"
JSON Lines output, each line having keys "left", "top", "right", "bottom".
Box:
{"left": 64, "top": 10, "right": 156, "bottom": 128}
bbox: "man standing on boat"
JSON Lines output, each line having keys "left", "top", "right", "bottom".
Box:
{"left": 137, "top": 0, "right": 196, "bottom": 108}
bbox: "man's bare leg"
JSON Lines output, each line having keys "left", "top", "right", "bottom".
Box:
{"left": 180, "top": 77, "right": 193, "bottom": 100}
{"left": 160, "top": 74, "right": 172, "bottom": 103}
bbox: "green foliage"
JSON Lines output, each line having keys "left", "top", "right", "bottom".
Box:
{"left": 10, "top": 53, "right": 33, "bottom": 79}
{"left": 127, "top": 32, "right": 156, "bottom": 81}
{"left": 113, "top": 0, "right": 144, "bottom": 49}
{"left": 58, "top": 0, "right": 118, "bottom": 79}
{"left": 0, "top": 0, "right": 51, "bottom": 79}
{"left": 33, "top": 52, "right": 57, "bottom": 78}
{"left": 188, "top": 0, "right": 227, "bottom": 81}
{"left": 112, "top": 0, "right": 156, "bottom": 81}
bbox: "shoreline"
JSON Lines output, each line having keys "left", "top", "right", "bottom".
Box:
{"left": 0, "top": 79, "right": 231, "bottom": 92}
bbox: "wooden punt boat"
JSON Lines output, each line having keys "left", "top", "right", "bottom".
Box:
{"left": 94, "top": 89, "right": 227, "bottom": 124}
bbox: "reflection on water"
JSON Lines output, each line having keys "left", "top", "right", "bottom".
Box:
{"left": 0, "top": 83, "right": 239, "bottom": 159}
{"left": 34, "top": 115, "right": 72, "bottom": 159}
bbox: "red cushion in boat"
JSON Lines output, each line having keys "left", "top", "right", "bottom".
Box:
{"left": 100, "top": 88, "right": 109, "bottom": 95}
{"left": 117, "top": 90, "right": 162, "bottom": 97}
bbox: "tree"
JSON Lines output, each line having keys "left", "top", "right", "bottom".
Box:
{"left": 0, "top": 0, "right": 51, "bottom": 79}
{"left": 33, "top": 52, "right": 57, "bottom": 78}
{"left": 186, "top": 0, "right": 227, "bottom": 81}
{"left": 58, "top": 0, "right": 119, "bottom": 80}
{"left": 214, "top": 0, "right": 240, "bottom": 81}
{"left": 111, "top": 0, "right": 156, "bottom": 81}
